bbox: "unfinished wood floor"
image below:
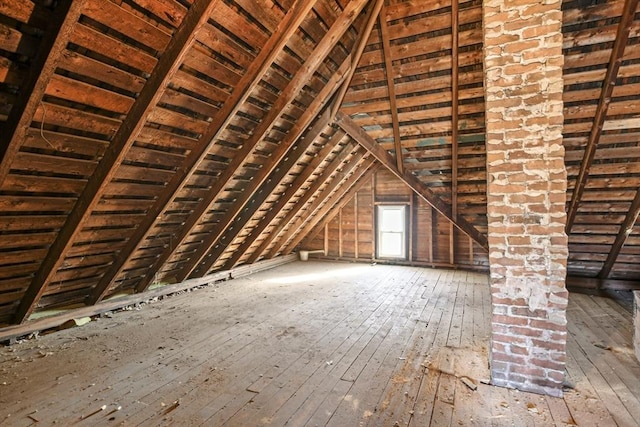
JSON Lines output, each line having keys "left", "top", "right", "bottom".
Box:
{"left": 1, "top": 261, "right": 639, "bottom": 426}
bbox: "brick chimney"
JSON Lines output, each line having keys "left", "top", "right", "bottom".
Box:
{"left": 483, "top": 0, "right": 569, "bottom": 397}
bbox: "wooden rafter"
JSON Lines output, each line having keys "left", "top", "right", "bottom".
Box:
{"left": 185, "top": 0, "right": 383, "bottom": 276}
{"left": 565, "top": 0, "right": 639, "bottom": 233}
{"left": 335, "top": 111, "right": 489, "bottom": 250}
{"left": 177, "top": 57, "right": 351, "bottom": 280}
{"left": 132, "top": 0, "right": 370, "bottom": 292}
{"left": 331, "top": 0, "right": 384, "bottom": 117}
{"left": 598, "top": 189, "right": 640, "bottom": 279}
{"left": 242, "top": 2, "right": 378, "bottom": 265}
{"left": 184, "top": 108, "right": 334, "bottom": 279}
{"left": 566, "top": 276, "right": 640, "bottom": 292}
{"left": 268, "top": 151, "right": 370, "bottom": 257}
{"left": 378, "top": 4, "right": 404, "bottom": 173}
{"left": 0, "top": 0, "right": 87, "bottom": 187}
{"left": 13, "top": 0, "right": 222, "bottom": 323}
{"left": 222, "top": 129, "right": 348, "bottom": 270}
{"left": 301, "top": 164, "right": 377, "bottom": 246}
{"left": 449, "top": 0, "right": 459, "bottom": 264}
{"left": 87, "top": 0, "right": 316, "bottom": 304}
{"left": 260, "top": 145, "right": 363, "bottom": 262}
{"left": 247, "top": 142, "right": 360, "bottom": 264}
{"left": 281, "top": 158, "right": 377, "bottom": 255}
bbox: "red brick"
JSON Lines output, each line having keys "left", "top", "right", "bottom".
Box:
{"left": 493, "top": 314, "right": 529, "bottom": 326}
{"left": 511, "top": 364, "right": 545, "bottom": 378}
{"left": 530, "top": 319, "right": 565, "bottom": 330}
{"left": 532, "top": 339, "right": 566, "bottom": 352}
{"left": 492, "top": 333, "right": 527, "bottom": 346}
{"left": 485, "top": 0, "right": 567, "bottom": 397}
{"left": 509, "top": 325, "right": 543, "bottom": 338}
{"left": 492, "top": 351, "right": 526, "bottom": 365}
{"left": 531, "top": 358, "right": 565, "bottom": 371}
{"left": 510, "top": 345, "right": 530, "bottom": 356}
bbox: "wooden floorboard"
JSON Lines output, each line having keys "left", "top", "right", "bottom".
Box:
{"left": 0, "top": 261, "right": 639, "bottom": 426}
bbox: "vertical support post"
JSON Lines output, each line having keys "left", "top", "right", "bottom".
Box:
{"left": 372, "top": 171, "right": 377, "bottom": 260}
{"left": 409, "top": 192, "right": 415, "bottom": 262}
{"left": 339, "top": 208, "right": 344, "bottom": 258}
{"left": 430, "top": 207, "right": 436, "bottom": 264}
{"left": 483, "top": 0, "right": 568, "bottom": 397}
{"left": 449, "top": 0, "right": 459, "bottom": 267}
{"left": 324, "top": 223, "right": 329, "bottom": 256}
{"left": 354, "top": 191, "right": 359, "bottom": 259}
{"left": 634, "top": 291, "right": 640, "bottom": 363}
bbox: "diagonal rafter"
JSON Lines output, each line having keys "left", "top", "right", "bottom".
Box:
{"left": 335, "top": 111, "right": 488, "bottom": 250}
{"left": 222, "top": 128, "right": 348, "bottom": 270}
{"left": 598, "top": 189, "right": 640, "bottom": 279}
{"left": 565, "top": 0, "right": 639, "bottom": 233}
{"left": 13, "top": 0, "right": 222, "bottom": 324}
{"left": 331, "top": 0, "right": 384, "bottom": 117}
{"left": 132, "top": 0, "right": 371, "bottom": 293}
{"left": 300, "top": 164, "right": 378, "bottom": 247}
{"left": 184, "top": 106, "right": 335, "bottom": 279}
{"left": 87, "top": 0, "right": 317, "bottom": 304}
{"left": 248, "top": 141, "right": 360, "bottom": 263}
{"left": 186, "top": 2, "right": 383, "bottom": 277}
{"left": 378, "top": 4, "right": 404, "bottom": 173}
{"left": 0, "top": 0, "right": 87, "bottom": 187}
{"left": 247, "top": 6, "right": 380, "bottom": 264}
{"left": 177, "top": 59, "right": 350, "bottom": 281}
{"left": 267, "top": 150, "right": 370, "bottom": 258}
{"left": 280, "top": 157, "right": 377, "bottom": 255}
{"left": 450, "top": 0, "right": 460, "bottom": 264}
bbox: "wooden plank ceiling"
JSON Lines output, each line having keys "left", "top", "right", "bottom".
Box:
{"left": 0, "top": 0, "right": 639, "bottom": 326}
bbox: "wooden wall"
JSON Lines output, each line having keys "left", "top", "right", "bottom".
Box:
{"left": 303, "top": 169, "right": 489, "bottom": 271}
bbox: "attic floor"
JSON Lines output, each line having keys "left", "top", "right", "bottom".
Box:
{"left": 0, "top": 261, "right": 639, "bottom": 426}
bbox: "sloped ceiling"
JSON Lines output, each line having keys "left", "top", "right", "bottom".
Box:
{"left": 0, "top": 0, "right": 639, "bottom": 326}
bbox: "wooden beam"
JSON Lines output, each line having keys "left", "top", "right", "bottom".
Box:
{"left": 566, "top": 276, "right": 640, "bottom": 292}
{"left": 598, "top": 189, "right": 640, "bottom": 279}
{"left": 186, "top": 54, "right": 361, "bottom": 278}
{"left": 372, "top": 171, "right": 376, "bottom": 259}
{"left": 301, "top": 164, "right": 377, "bottom": 248}
{"left": 216, "top": 0, "right": 383, "bottom": 270}
{"left": 449, "top": 0, "right": 459, "bottom": 265}
{"left": 0, "top": 0, "right": 87, "bottom": 187}
{"left": 325, "top": 223, "right": 329, "bottom": 255}
{"left": 263, "top": 147, "right": 367, "bottom": 260}
{"left": 184, "top": 108, "right": 334, "bottom": 279}
{"left": 565, "top": 0, "right": 639, "bottom": 233}
{"left": 338, "top": 207, "right": 344, "bottom": 258}
{"left": 222, "top": 130, "right": 347, "bottom": 269}
{"left": 409, "top": 191, "right": 415, "bottom": 262}
{"left": 378, "top": 4, "right": 403, "bottom": 173}
{"left": 354, "top": 187, "right": 359, "bottom": 259}
{"left": 430, "top": 207, "right": 435, "bottom": 263}
{"left": 331, "top": 0, "right": 384, "bottom": 117}
{"left": 180, "top": 56, "right": 352, "bottom": 279}
{"left": 223, "top": 0, "right": 384, "bottom": 268}
{"left": 282, "top": 159, "right": 377, "bottom": 254}
{"left": 235, "top": 139, "right": 353, "bottom": 263}
{"left": 13, "top": 0, "right": 222, "bottom": 324}
{"left": 133, "top": 0, "right": 369, "bottom": 292}
{"left": 87, "top": 0, "right": 317, "bottom": 304}
{"left": 335, "top": 111, "right": 489, "bottom": 250}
